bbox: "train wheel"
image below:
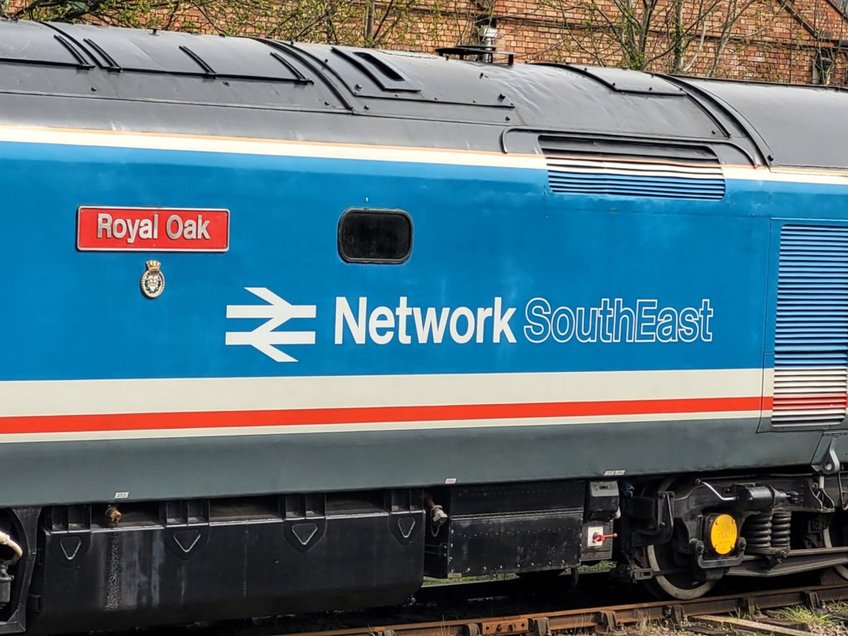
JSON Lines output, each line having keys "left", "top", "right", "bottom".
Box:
{"left": 640, "top": 540, "right": 717, "bottom": 600}
{"left": 636, "top": 478, "right": 717, "bottom": 600}
{"left": 823, "top": 509, "right": 848, "bottom": 579}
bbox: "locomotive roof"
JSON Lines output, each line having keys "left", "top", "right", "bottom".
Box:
{"left": 0, "top": 19, "right": 846, "bottom": 170}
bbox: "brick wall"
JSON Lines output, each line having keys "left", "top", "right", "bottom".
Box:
{"left": 487, "top": 0, "right": 848, "bottom": 83}
{"left": 7, "top": 0, "right": 848, "bottom": 84}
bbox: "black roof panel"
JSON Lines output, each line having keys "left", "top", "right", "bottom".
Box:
{"left": 683, "top": 78, "right": 848, "bottom": 168}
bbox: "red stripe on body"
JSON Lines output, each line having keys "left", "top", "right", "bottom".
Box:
{"left": 0, "top": 396, "right": 769, "bottom": 435}
{"left": 773, "top": 394, "right": 848, "bottom": 409}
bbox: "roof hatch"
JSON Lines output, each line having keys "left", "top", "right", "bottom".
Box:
{"left": 536, "top": 63, "right": 685, "bottom": 96}
{"left": 49, "top": 23, "right": 307, "bottom": 82}
{"left": 0, "top": 21, "right": 92, "bottom": 68}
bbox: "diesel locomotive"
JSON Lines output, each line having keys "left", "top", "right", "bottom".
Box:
{"left": 0, "top": 18, "right": 847, "bottom": 634}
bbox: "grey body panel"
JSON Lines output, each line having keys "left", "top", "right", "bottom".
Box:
{"left": 0, "top": 419, "right": 828, "bottom": 507}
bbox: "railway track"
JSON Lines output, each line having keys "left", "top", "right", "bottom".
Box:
{"left": 103, "top": 575, "right": 848, "bottom": 636}
{"left": 271, "top": 582, "right": 848, "bottom": 636}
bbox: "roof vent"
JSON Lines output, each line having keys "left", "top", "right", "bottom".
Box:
{"left": 436, "top": 26, "right": 514, "bottom": 65}
{"left": 541, "top": 137, "right": 725, "bottom": 200}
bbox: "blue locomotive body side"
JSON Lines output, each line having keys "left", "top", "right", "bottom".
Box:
{"left": 0, "top": 139, "right": 824, "bottom": 381}
{"left": 0, "top": 134, "right": 842, "bottom": 509}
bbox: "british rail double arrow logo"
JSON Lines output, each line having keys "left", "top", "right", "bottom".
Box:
{"left": 225, "top": 288, "right": 317, "bottom": 362}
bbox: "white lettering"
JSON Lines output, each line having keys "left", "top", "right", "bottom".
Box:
{"left": 524, "top": 297, "right": 550, "bottom": 344}
{"left": 334, "top": 297, "right": 367, "bottom": 344}
{"left": 112, "top": 218, "right": 127, "bottom": 239}
{"left": 522, "top": 297, "right": 714, "bottom": 345}
{"left": 183, "top": 218, "right": 198, "bottom": 240}
{"left": 166, "top": 215, "right": 182, "bottom": 239}
{"left": 492, "top": 297, "right": 516, "bottom": 343}
{"left": 197, "top": 215, "right": 210, "bottom": 240}
{"left": 656, "top": 307, "right": 678, "bottom": 343}
{"left": 449, "top": 307, "right": 475, "bottom": 344}
{"left": 96, "top": 213, "right": 112, "bottom": 238}
{"left": 636, "top": 300, "right": 657, "bottom": 343}
{"left": 396, "top": 296, "right": 412, "bottom": 345}
{"left": 413, "top": 307, "right": 450, "bottom": 344}
{"left": 475, "top": 307, "right": 493, "bottom": 343}
{"left": 138, "top": 218, "right": 154, "bottom": 240}
{"left": 333, "top": 297, "right": 518, "bottom": 346}
{"left": 369, "top": 306, "right": 395, "bottom": 345}
{"left": 88, "top": 210, "right": 221, "bottom": 246}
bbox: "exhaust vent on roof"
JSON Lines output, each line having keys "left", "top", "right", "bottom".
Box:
{"left": 541, "top": 137, "right": 725, "bottom": 200}
{"left": 772, "top": 225, "right": 848, "bottom": 428}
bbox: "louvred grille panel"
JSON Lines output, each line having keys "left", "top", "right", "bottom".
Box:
{"left": 540, "top": 138, "right": 725, "bottom": 200}
{"left": 773, "top": 225, "right": 848, "bottom": 427}
{"left": 545, "top": 155, "right": 726, "bottom": 200}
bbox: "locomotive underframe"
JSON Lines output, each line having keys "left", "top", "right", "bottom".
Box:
{"left": 0, "top": 472, "right": 844, "bottom": 632}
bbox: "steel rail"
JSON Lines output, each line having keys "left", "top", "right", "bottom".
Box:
{"left": 278, "top": 583, "right": 848, "bottom": 636}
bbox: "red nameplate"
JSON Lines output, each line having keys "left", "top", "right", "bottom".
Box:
{"left": 77, "top": 207, "right": 230, "bottom": 252}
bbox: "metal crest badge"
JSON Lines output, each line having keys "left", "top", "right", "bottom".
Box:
{"left": 140, "top": 260, "right": 165, "bottom": 299}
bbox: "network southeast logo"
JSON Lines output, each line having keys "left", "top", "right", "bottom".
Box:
{"left": 225, "top": 288, "right": 714, "bottom": 362}
{"left": 225, "top": 288, "right": 317, "bottom": 362}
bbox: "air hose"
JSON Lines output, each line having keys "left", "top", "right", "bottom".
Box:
{"left": 0, "top": 531, "right": 22, "bottom": 565}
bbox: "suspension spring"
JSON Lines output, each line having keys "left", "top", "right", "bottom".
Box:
{"left": 743, "top": 512, "right": 773, "bottom": 552}
{"left": 771, "top": 511, "right": 792, "bottom": 549}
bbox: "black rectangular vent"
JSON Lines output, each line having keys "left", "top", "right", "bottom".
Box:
{"left": 541, "top": 138, "right": 725, "bottom": 200}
